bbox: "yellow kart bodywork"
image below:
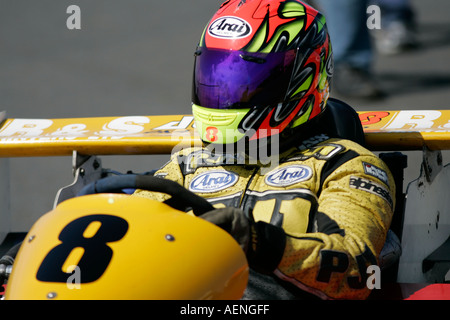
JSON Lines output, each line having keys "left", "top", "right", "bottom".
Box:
{"left": 5, "top": 194, "right": 248, "bottom": 300}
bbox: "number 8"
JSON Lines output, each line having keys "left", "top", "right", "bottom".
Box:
{"left": 37, "top": 215, "right": 128, "bottom": 283}
{"left": 205, "top": 126, "right": 219, "bottom": 142}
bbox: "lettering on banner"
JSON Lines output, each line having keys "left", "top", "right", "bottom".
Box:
{"left": 0, "top": 117, "right": 155, "bottom": 141}
{"left": 153, "top": 116, "right": 194, "bottom": 130}
{"left": 359, "top": 110, "right": 450, "bottom": 131}
{"left": 359, "top": 112, "right": 390, "bottom": 126}
{"left": 0, "top": 119, "right": 53, "bottom": 137}
{"left": 98, "top": 116, "right": 150, "bottom": 136}
{"left": 386, "top": 110, "right": 442, "bottom": 130}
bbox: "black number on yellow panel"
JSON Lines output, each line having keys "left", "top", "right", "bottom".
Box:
{"left": 37, "top": 214, "right": 128, "bottom": 283}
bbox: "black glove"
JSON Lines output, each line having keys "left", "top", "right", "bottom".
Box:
{"left": 200, "top": 207, "right": 250, "bottom": 252}
{"left": 200, "top": 207, "right": 286, "bottom": 274}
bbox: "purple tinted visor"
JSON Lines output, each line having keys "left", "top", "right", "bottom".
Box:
{"left": 193, "top": 47, "right": 297, "bottom": 109}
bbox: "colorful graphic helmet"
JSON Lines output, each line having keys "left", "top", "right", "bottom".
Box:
{"left": 192, "top": 0, "right": 333, "bottom": 148}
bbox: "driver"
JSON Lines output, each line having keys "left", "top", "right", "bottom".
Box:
{"left": 134, "top": 0, "right": 395, "bottom": 300}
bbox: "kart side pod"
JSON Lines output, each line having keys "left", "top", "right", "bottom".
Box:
{"left": 5, "top": 194, "right": 249, "bottom": 300}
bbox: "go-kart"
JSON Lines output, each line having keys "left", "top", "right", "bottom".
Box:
{"left": 0, "top": 104, "right": 449, "bottom": 300}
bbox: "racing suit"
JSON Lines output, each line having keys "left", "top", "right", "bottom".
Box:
{"left": 134, "top": 133, "right": 395, "bottom": 300}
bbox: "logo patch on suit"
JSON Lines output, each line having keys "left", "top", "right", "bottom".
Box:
{"left": 189, "top": 170, "right": 238, "bottom": 193}
{"left": 349, "top": 176, "right": 393, "bottom": 208}
{"left": 362, "top": 162, "right": 389, "bottom": 186}
{"left": 265, "top": 165, "right": 313, "bottom": 187}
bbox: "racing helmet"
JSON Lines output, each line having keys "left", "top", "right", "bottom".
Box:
{"left": 192, "top": 0, "right": 333, "bottom": 149}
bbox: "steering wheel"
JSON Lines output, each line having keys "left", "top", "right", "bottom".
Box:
{"left": 78, "top": 174, "right": 214, "bottom": 216}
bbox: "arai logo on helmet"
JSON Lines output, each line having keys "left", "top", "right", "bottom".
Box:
{"left": 208, "top": 16, "right": 252, "bottom": 39}
{"left": 189, "top": 170, "right": 238, "bottom": 193}
{"left": 265, "top": 165, "right": 313, "bottom": 187}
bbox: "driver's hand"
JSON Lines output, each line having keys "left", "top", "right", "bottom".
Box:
{"left": 200, "top": 207, "right": 286, "bottom": 274}
{"left": 200, "top": 207, "right": 250, "bottom": 253}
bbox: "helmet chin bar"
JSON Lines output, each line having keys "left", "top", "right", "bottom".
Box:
{"left": 200, "top": 129, "right": 282, "bottom": 173}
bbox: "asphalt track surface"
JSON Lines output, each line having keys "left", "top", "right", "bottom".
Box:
{"left": 1, "top": 0, "right": 450, "bottom": 231}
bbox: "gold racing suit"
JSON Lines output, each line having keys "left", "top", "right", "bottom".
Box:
{"left": 134, "top": 134, "right": 395, "bottom": 300}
